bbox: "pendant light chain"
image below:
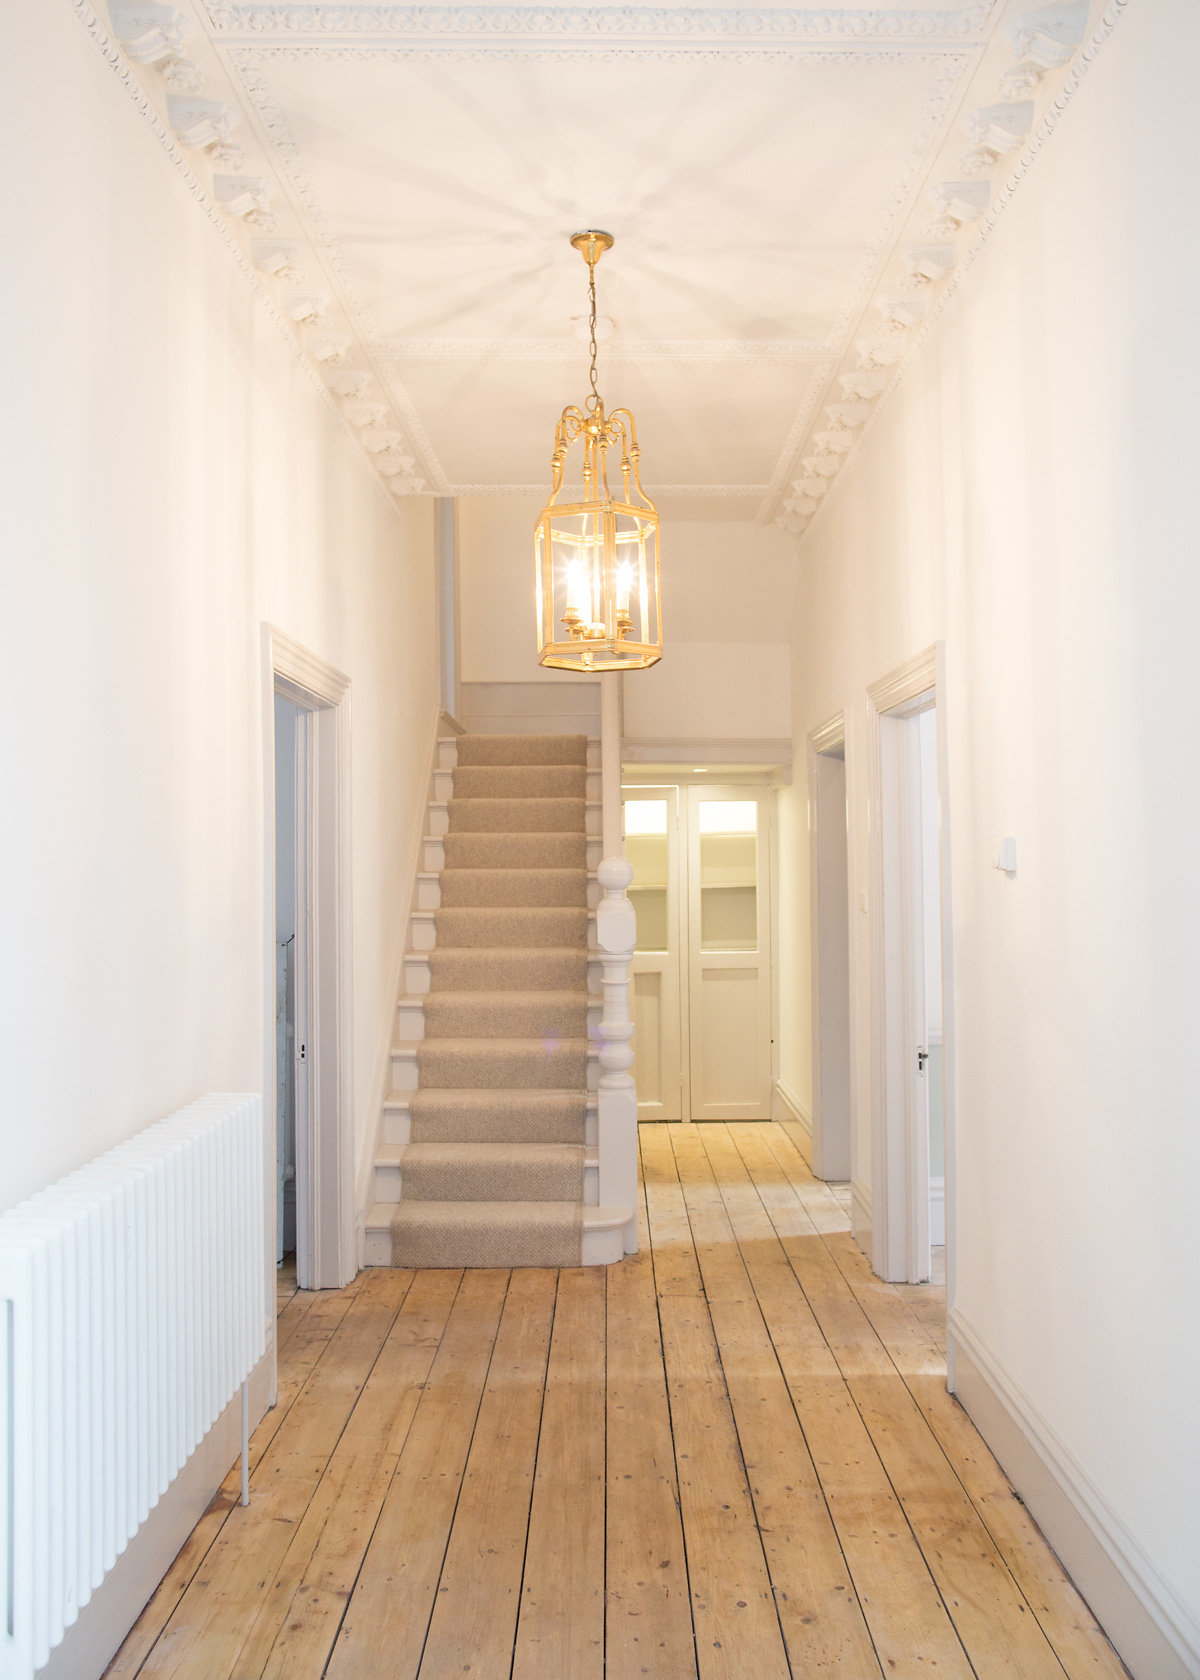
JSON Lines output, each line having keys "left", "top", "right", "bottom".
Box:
{"left": 587, "top": 257, "right": 601, "bottom": 413}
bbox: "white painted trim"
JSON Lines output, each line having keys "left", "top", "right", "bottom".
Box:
{"left": 867, "top": 646, "right": 938, "bottom": 715}
{"left": 355, "top": 703, "right": 446, "bottom": 1254}
{"left": 850, "top": 1178, "right": 873, "bottom": 1258}
{"left": 622, "top": 737, "right": 793, "bottom": 768}
{"left": 263, "top": 625, "right": 356, "bottom": 1290}
{"left": 950, "top": 1311, "right": 1200, "bottom": 1680}
{"left": 809, "top": 713, "right": 845, "bottom": 758}
{"left": 773, "top": 1078, "right": 813, "bottom": 1142}
{"left": 808, "top": 714, "right": 852, "bottom": 1181}
{"left": 35, "top": 1350, "right": 272, "bottom": 1680}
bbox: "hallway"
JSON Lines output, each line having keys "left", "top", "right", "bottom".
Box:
{"left": 105, "top": 1123, "right": 1127, "bottom": 1680}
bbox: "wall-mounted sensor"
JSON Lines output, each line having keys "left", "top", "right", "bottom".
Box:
{"left": 993, "top": 837, "right": 1017, "bottom": 874}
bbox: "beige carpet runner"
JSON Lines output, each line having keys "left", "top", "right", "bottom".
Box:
{"left": 390, "top": 733, "right": 590, "bottom": 1267}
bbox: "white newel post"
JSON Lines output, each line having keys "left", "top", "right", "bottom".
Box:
{"left": 596, "top": 856, "right": 639, "bottom": 1253}
{"left": 597, "top": 671, "right": 637, "bottom": 1252}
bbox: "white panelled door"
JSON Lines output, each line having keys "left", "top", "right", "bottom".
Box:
{"left": 624, "top": 781, "right": 773, "bottom": 1122}
{"left": 686, "top": 788, "right": 773, "bottom": 1120}
{"left": 624, "top": 789, "right": 685, "bottom": 1121}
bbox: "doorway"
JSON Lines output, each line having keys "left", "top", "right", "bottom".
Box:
{"left": 809, "top": 718, "right": 851, "bottom": 1182}
{"left": 264, "top": 627, "right": 355, "bottom": 1294}
{"left": 868, "top": 648, "right": 950, "bottom": 1286}
{"left": 624, "top": 780, "right": 774, "bottom": 1122}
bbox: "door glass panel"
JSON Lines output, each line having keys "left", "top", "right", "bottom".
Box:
{"left": 698, "top": 800, "right": 757, "bottom": 951}
{"left": 624, "top": 798, "right": 669, "bottom": 953}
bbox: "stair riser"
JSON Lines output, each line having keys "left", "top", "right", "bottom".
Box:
{"left": 449, "top": 767, "right": 600, "bottom": 801}
{"left": 381, "top": 1095, "right": 596, "bottom": 1148}
{"left": 451, "top": 734, "right": 597, "bottom": 769}
{"left": 416, "top": 1045, "right": 590, "bottom": 1090}
{"left": 437, "top": 801, "right": 600, "bottom": 837}
{"left": 390, "top": 1047, "right": 598, "bottom": 1091}
{"left": 396, "top": 1000, "right": 599, "bottom": 1040}
{"left": 404, "top": 953, "right": 603, "bottom": 994}
{"left": 373, "top": 1155, "right": 598, "bottom": 1205}
{"left": 433, "top": 908, "right": 589, "bottom": 949}
{"left": 436, "top": 872, "right": 597, "bottom": 910}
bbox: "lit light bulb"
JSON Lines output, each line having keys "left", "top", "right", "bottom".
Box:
{"left": 615, "top": 559, "right": 633, "bottom": 614}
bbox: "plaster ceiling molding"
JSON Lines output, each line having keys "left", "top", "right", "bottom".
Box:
{"left": 161, "top": 54, "right": 205, "bottom": 90}
{"left": 956, "top": 144, "right": 997, "bottom": 174}
{"left": 387, "top": 472, "right": 426, "bottom": 495}
{"left": 839, "top": 368, "right": 888, "bottom": 400}
{"left": 783, "top": 490, "right": 821, "bottom": 516}
{"left": 996, "top": 60, "right": 1043, "bottom": 98}
{"left": 284, "top": 293, "right": 328, "bottom": 323}
{"left": 167, "top": 93, "right": 239, "bottom": 148}
{"left": 903, "top": 243, "right": 956, "bottom": 282}
{"left": 252, "top": 237, "right": 306, "bottom": 283}
{"left": 875, "top": 293, "right": 927, "bottom": 330}
{"left": 825, "top": 399, "right": 871, "bottom": 428}
{"left": 342, "top": 398, "right": 387, "bottom": 427}
{"left": 213, "top": 171, "right": 273, "bottom": 218}
{"left": 794, "top": 474, "right": 829, "bottom": 498}
{"left": 201, "top": 4, "right": 1000, "bottom": 44}
{"left": 855, "top": 333, "right": 907, "bottom": 367}
{"left": 324, "top": 367, "right": 374, "bottom": 398}
{"left": 375, "top": 448, "right": 416, "bottom": 474}
{"left": 108, "top": 0, "right": 190, "bottom": 63}
{"left": 358, "top": 426, "right": 404, "bottom": 454}
{"left": 802, "top": 451, "right": 841, "bottom": 478}
{"left": 306, "top": 332, "right": 350, "bottom": 363}
{"left": 1008, "top": 0, "right": 1089, "bottom": 69}
{"left": 814, "top": 426, "right": 855, "bottom": 454}
{"left": 929, "top": 178, "right": 991, "bottom": 223}
{"left": 963, "top": 99, "right": 1034, "bottom": 154}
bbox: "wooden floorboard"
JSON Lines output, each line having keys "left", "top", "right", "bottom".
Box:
{"left": 107, "top": 1123, "right": 1130, "bottom": 1680}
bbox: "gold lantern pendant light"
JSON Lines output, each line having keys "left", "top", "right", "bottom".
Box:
{"left": 535, "top": 231, "right": 662, "bottom": 671}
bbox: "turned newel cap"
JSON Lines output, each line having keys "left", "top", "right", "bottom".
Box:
{"left": 598, "top": 856, "right": 634, "bottom": 892}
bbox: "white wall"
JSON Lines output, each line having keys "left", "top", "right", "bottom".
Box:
{"left": 0, "top": 4, "right": 438, "bottom": 1217}
{"left": 458, "top": 495, "right": 794, "bottom": 741}
{"left": 777, "top": 2, "right": 1200, "bottom": 1668}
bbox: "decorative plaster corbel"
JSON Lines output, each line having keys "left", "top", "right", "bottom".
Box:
{"left": 388, "top": 473, "right": 426, "bottom": 495}
{"left": 903, "top": 244, "right": 957, "bottom": 282}
{"left": 964, "top": 101, "right": 1035, "bottom": 153}
{"left": 1008, "top": 0, "right": 1088, "bottom": 69}
{"left": 875, "top": 293, "right": 927, "bottom": 329}
{"left": 839, "top": 368, "right": 887, "bottom": 400}
{"left": 825, "top": 400, "right": 871, "bottom": 428}
{"left": 856, "top": 335, "right": 907, "bottom": 368}
{"left": 814, "top": 427, "right": 855, "bottom": 454}
{"left": 358, "top": 427, "right": 404, "bottom": 454}
{"left": 929, "top": 179, "right": 991, "bottom": 222}
{"left": 794, "top": 476, "right": 828, "bottom": 499}
{"left": 325, "top": 368, "right": 373, "bottom": 398}
{"left": 783, "top": 495, "right": 821, "bottom": 518}
{"left": 107, "top": 0, "right": 190, "bottom": 62}
{"left": 342, "top": 398, "right": 387, "bottom": 428}
{"left": 802, "top": 452, "right": 840, "bottom": 478}
{"left": 956, "top": 146, "right": 996, "bottom": 176}
{"left": 284, "top": 294, "right": 328, "bottom": 324}
{"left": 375, "top": 449, "right": 417, "bottom": 476}
{"left": 252, "top": 239, "right": 305, "bottom": 284}
{"left": 307, "top": 334, "right": 351, "bottom": 364}
{"left": 167, "top": 95, "right": 238, "bottom": 150}
{"left": 213, "top": 174, "right": 271, "bottom": 217}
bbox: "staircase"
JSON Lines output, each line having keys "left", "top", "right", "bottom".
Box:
{"left": 363, "top": 731, "right": 632, "bottom": 1267}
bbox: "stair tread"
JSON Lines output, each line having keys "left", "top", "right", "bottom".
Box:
{"left": 400, "top": 1034, "right": 591, "bottom": 1051}
{"left": 367, "top": 1200, "right": 629, "bottom": 1230}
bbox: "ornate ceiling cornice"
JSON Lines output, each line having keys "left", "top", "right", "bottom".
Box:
{"left": 385, "top": 339, "right": 825, "bottom": 365}
{"left": 763, "top": 0, "right": 1124, "bottom": 542}
{"left": 205, "top": 4, "right": 998, "bottom": 44}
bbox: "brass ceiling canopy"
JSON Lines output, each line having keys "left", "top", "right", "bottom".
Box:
{"left": 534, "top": 230, "right": 662, "bottom": 672}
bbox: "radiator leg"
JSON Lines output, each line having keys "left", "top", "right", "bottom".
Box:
{"left": 240, "top": 1382, "right": 250, "bottom": 1507}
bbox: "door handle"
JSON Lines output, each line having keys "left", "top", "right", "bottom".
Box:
{"left": 917, "top": 1048, "right": 929, "bottom": 1072}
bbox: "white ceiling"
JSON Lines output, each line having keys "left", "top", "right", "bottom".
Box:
{"left": 103, "top": 0, "right": 1097, "bottom": 531}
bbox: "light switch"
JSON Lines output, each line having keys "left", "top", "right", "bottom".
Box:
{"left": 994, "top": 836, "right": 1017, "bottom": 874}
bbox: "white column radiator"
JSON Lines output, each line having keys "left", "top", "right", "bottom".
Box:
{"left": 0, "top": 1093, "right": 266, "bottom": 1680}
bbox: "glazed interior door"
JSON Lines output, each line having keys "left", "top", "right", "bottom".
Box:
{"left": 686, "top": 787, "right": 773, "bottom": 1120}
{"left": 623, "top": 789, "right": 685, "bottom": 1121}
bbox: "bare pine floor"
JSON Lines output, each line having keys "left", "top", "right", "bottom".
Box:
{"left": 106, "top": 1122, "right": 1129, "bottom": 1680}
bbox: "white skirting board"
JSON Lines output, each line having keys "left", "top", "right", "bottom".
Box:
{"left": 772, "top": 1078, "right": 812, "bottom": 1141}
{"left": 35, "top": 1350, "right": 273, "bottom": 1680}
{"left": 950, "top": 1311, "right": 1200, "bottom": 1680}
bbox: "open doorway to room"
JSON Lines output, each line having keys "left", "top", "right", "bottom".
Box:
{"left": 265, "top": 627, "right": 355, "bottom": 1295}
{"left": 868, "top": 648, "right": 950, "bottom": 1287}
{"left": 808, "top": 716, "right": 851, "bottom": 1183}
{"left": 622, "top": 776, "right": 774, "bottom": 1123}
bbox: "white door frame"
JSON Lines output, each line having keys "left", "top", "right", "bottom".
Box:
{"left": 808, "top": 714, "right": 851, "bottom": 1181}
{"left": 262, "top": 626, "right": 355, "bottom": 1300}
{"left": 866, "top": 644, "right": 955, "bottom": 1290}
